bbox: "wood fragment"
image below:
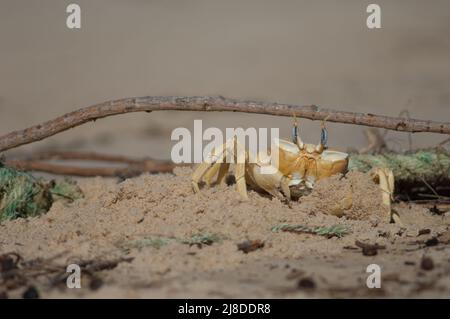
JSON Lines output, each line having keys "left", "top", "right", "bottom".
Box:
{"left": 355, "top": 240, "right": 386, "bottom": 256}
{"left": 1, "top": 95, "right": 449, "bottom": 153}
{"left": 237, "top": 240, "right": 265, "bottom": 253}
{"left": 30, "top": 151, "right": 143, "bottom": 164}
{"left": 5, "top": 154, "right": 176, "bottom": 177}
{"left": 358, "top": 128, "right": 387, "bottom": 154}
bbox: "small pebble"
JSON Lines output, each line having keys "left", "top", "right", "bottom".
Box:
{"left": 237, "top": 240, "right": 264, "bottom": 254}
{"left": 362, "top": 247, "right": 378, "bottom": 256}
{"left": 425, "top": 237, "right": 439, "bottom": 247}
{"left": 421, "top": 257, "right": 434, "bottom": 271}
{"left": 297, "top": 278, "right": 316, "bottom": 290}
{"left": 22, "top": 286, "right": 39, "bottom": 299}
{"left": 89, "top": 276, "right": 103, "bottom": 291}
{"left": 418, "top": 229, "right": 431, "bottom": 236}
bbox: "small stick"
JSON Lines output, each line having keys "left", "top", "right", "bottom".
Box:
{"left": 439, "top": 137, "right": 450, "bottom": 146}
{"left": 30, "top": 151, "right": 143, "bottom": 164}
{"left": 398, "top": 110, "right": 413, "bottom": 151}
{"left": 5, "top": 158, "right": 176, "bottom": 177}
{"left": 358, "top": 128, "right": 387, "bottom": 154}
{"left": 0, "top": 95, "right": 449, "bottom": 153}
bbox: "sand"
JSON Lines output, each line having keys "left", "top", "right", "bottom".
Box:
{"left": 0, "top": 167, "right": 449, "bottom": 298}
{"left": 1, "top": 1, "right": 450, "bottom": 298}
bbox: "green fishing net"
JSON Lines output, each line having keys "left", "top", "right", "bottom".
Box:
{"left": 349, "top": 149, "right": 450, "bottom": 183}
{"left": 0, "top": 161, "right": 83, "bottom": 222}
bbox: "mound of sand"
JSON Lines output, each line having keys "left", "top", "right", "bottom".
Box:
{"left": 0, "top": 167, "right": 448, "bottom": 298}
{"left": 301, "top": 171, "right": 388, "bottom": 222}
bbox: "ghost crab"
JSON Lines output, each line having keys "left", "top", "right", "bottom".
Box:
{"left": 192, "top": 117, "right": 399, "bottom": 223}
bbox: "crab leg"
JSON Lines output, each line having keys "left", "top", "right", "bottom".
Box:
{"left": 201, "top": 159, "right": 232, "bottom": 186}
{"left": 235, "top": 163, "right": 248, "bottom": 200}
{"left": 192, "top": 137, "right": 247, "bottom": 196}
{"left": 192, "top": 162, "right": 214, "bottom": 193}
{"left": 216, "top": 163, "right": 230, "bottom": 184}
{"left": 235, "top": 137, "right": 249, "bottom": 200}
{"left": 370, "top": 167, "right": 402, "bottom": 225}
{"left": 280, "top": 176, "right": 291, "bottom": 199}
{"left": 191, "top": 140, "right": 231, "bottom": 193}
{"left": 202, "top": 163, "right": 222, "bottom": 186}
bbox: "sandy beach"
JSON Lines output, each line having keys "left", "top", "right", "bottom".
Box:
{"left": 0, "top": 0, "right": 449, "bottom": 298}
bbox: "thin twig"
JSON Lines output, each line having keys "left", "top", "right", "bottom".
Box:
{"left": 439, "top": 137, "right": 450, "bottom": 147}
{"left": 29, "top": 151, "right": 143, "bottom": 164}
{"left": 0, "top": 96, "right": 449, "bottom": 153}
{"left": 358, "top": 128, "right": 387, "bottom": 154}
{"left": 5, "top": 158, "right": 176, "bottom": 177}
{"left": 398, "top": 110, "right": 413, "bottom": 151}
{"left": 417, "top": 176, "right": 442, "bottom": 199}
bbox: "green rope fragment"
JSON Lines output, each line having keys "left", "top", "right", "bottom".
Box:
{"left": 314, "top": 225, "right": 350, "bottom": 238}
{"left": 182, "top": 233, "right": 223, "bottom": 246}
{"left": 271, "top": 223, "right": 350, "bottom": 238}
{"left": 124, "top": 237, "right": 173, "bottom": 249}
{"left": 348, "top": 150, "right": 450, "bottom": 182}
{"left": 0, "top": 162, "right": 84, "bottom": 222}
{"left": 123, "top": 233, "right": 224, "bottom": 250}
{"left": 50, "top": 178, "right": 84, "bottom": 202}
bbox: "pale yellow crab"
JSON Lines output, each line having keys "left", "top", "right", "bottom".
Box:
{"left": 192, "top": 118, "right": 398, "bottom": 223}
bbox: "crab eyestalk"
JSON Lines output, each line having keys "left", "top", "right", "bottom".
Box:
{"left": 315, "top": 121, "right": 328, "bottom": 153}
{"left": 291, "top": 115, "right": 304, "bottom": 150}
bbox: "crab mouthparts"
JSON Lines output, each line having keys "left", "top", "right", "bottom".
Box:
{"left": 288, "top": 173, "right": 303, "bottom": 186}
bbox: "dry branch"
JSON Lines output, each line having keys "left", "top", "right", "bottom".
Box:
{"left": 29, "top": 151, "right": 143, "bottom": 164}
{"left": 5, "top": 155, "right": 176, "bottom": 177}
{"left": 0, "top": 96, "right": 449, "bottom": 153}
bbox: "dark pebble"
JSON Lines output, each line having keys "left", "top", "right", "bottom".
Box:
{"left": 425, "top": 237, "right": 439, "bottom": 247}
{"left": 0, "top": 255, "right": 17, "bottom": 273}
{"left": 89, "top": 276, "right": 104, "bottom": 291}
{"left": 418, "top": 229, "right": 431, "bottom": 236}
{"left": 362, "top": 247, "right": 378, "bottom": 256}
{"left": 22, "top": 286, "right": 39, "bottom": 299}
{"left": 237, "top": 240, "right": 265, "bottom": 254}
{"left": 297, "top": 278, "right": 316, "bottom": 290}
{"left": 421, "top": 257, "right": 434, "bottom": 271}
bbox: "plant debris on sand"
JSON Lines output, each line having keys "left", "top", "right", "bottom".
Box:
{"left": 0, "top": 167, "right": 449, "bottom": 298}
{"left": 0, "top": 162, "right": 83, "bottom": 221}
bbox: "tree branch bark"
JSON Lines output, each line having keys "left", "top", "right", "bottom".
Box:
{"left": 1, "top": 95, "right": 449, "bottom": 152}
{"left": 5, "top": 158, "right": 176, "bottom": 177}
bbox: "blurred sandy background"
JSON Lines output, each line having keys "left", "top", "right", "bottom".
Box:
{"left": 1, "top": 0, "right": 449, "bottom": 160}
